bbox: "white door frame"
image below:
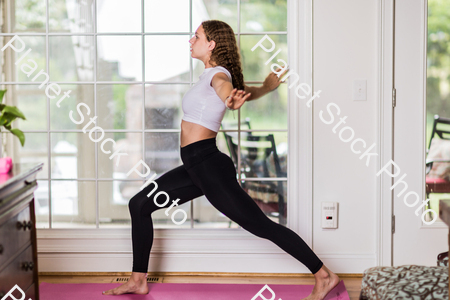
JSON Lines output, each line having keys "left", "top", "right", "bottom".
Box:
{"left": 379, "top": 0, "right": 395, "bottom": 267}
{"left": 391, "top": 0, "right": 447, "bottom": 266}
{"left": 287, "top": 0, "right": 313, "bottom": 246}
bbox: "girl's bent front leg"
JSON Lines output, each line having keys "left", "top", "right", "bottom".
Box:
{"left": 102, "top": 164, "right": 203, "bottom": 296}
{"left": 128, "top": 164, "right": 204, "bottom": 273}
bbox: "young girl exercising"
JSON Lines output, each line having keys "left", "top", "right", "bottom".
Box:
{"left": 103, "top": 20, "right": 340, "bottom": 300}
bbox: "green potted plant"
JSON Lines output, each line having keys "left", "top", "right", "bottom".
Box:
{"left": 0, "top": 89, "right": 26, "bottom": 173}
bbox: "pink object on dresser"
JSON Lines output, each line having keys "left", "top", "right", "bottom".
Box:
{"left": 0, "top": 157, "right": 12, "bottom": 173}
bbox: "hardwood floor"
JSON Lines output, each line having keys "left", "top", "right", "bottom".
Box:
{"left": 39, "top": 272, "right": 363, "bottom": 299}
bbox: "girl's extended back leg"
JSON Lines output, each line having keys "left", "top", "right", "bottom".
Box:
{"left": 128, "top": 164, "right": 203, "bottom": 273}
{"left": 187, "top": 152, "right": 324, "bottom": 274}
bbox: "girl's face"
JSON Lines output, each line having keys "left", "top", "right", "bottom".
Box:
{"left": 189, "top": 25, "right": 215, "bottom": 62}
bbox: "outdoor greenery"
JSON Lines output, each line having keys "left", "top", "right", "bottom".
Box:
{"left": 426, "top": 0, "right": 450, "bottom": 214}
{"left": 427, "top": 0, "right": 450, "bottom": 145}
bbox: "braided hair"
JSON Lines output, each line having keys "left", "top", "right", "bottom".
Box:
{"left": 201, "top": 20, "right": 245, "bottom": 91}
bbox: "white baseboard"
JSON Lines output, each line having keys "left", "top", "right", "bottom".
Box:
{"left": 38, "top": 252, "right": 375, "bottom": 273}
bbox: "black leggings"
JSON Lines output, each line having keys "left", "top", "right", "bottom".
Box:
{"left": 128, "top": 137, "right": 323, "bottom": 274}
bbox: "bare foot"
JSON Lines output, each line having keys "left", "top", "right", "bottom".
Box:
{"left": 102, "top": 272, "right": 149, "bottom": 295}
{"left": 302, "top": 264, "right": 340, "bottom": 300}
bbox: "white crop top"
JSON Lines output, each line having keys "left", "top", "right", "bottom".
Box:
{"left": 181, "top": 66, "right": 232, "bottom": 132}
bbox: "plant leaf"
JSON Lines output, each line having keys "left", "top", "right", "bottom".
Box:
{"left": 8, "top": 128, "right": 25, "bottom": 147}
{"left": 2, "top": 113, "right": 18, "bottom": 127}
{"left": 0, "top": 116, "right": 7, "bottom": 126}
{"left": 2, "top": 106, "right": 26, "bottom": 120}
{"left": 0, "top": 90, "right": 6, "bottom": 103}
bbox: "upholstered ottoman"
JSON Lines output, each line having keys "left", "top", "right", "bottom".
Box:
{"left": 359, "top": 265, "right": 448, "bottom": 300}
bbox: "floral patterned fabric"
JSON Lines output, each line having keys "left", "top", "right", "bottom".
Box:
{"left": 360, "top": 265, "right": 448, "bottom": 300}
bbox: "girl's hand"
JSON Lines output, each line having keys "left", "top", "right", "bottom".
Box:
{"left": 262, "top": 67, "right": 290, "bottom": 92}
{"left": 226, "top": 88, "right": 251, "bottom": 110}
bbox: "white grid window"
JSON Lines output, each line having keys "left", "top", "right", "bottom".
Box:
{"left": 1, "top": 0, "right": 288, "bottom": 229}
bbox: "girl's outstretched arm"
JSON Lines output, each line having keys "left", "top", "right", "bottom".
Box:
{"left": 244, "top": 67, "right": 289, "bottom": 101}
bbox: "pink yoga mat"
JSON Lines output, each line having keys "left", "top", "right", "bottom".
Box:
{"left": 39, "top": 280, "right": 349, "bottom": 300}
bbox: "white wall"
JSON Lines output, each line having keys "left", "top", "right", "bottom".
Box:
{"left": 312, "top": 0, "right": 379, "bottom": 271}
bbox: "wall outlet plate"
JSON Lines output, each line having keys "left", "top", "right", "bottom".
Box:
{"left": 321, "top": 202, "right": 338, "bottom": 229}
{"left": 353, "top": 79, "right": 367, "bottom": 101}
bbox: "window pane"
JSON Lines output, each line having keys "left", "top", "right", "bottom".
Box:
{"left": 144, "top": 36, "right": 190, "bottom": 82}
{"left": 425, "top": 0, "right": 450, "bottom": 222}
{"left": 241, "top": 180, "right": 287, "bottom": 225}
{"left": 35, "top": 180, "right": 49, "bottom": 228}
{"left": 51, "top": 180, "right": 96, "bottom": 228}
{"left": 49, "top": 0, "right": 94, "bottom": 33}
{"left": 192, "top": 0, "right": 238, "bottom": 33}
{"left": 98, "top": 180, "right": 141, "bottom": 228}
{"left": 51, "top": 132, "right": 95, "bottom": 179}
{"left": 13, "top": 0, "right": 46, "bottom": 32}
{"left": 145, "top": 84, "right": 189, "bottom": 129}
{"left": 49, "top": 36, "right": 95, "bottom": 81}
{"left": 240, "top": 34, "right": 287, "bottom": 82}
{"left": 97, "top": 84, "right": 143, "bottom": 130}
{"left": 6, "top": 36, "right": 46, "bottom": 82}
{"left": 97, "top": 0, "right": 141, "bottom": 33}
{"left": 11, "top": 132, "right": 48, "bottom": 180}
{"left": 220, "top": 131, "right": 288, "bottom": 179}
{"left": 97, "top": 36, "right": 142, "bottom": 81}
{"left": 3, "top": 84, "right": 47, "bottom": 131}
{"left": 50, "top": 84, "right": 94, "bottom": 130}
{"left": 241, "top": 0, "right": 287, "bottom": 32}
{"left": 153, "top": 200, "right": 192, "bottom": 229}
{"left": 144, "top": 132, "right": 181, "bottom": 176}
{"left": 97, "top": 132, "right": 142, "bottom": 179}
{"left": 238, "top": 83, "right": 288, "bottom": 130}
{"left": 145, "top": 1, "right": 189, "bottom": 33}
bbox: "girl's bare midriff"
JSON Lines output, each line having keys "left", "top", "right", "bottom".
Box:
{"left": 180, "top": 120, "right": 218, "bottom": 148}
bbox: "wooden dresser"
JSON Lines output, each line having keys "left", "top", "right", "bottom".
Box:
{"left": 0, "top": 163, "right": 43, "bottom": 300}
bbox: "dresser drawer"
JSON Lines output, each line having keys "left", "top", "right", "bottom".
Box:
{"left": 0, "top": 244, "right": 34, "bottom": 297}
{"left": 0, "top": 205, "right": 31, "bottom": 269}
{"left": 0, "top": 282, "right": 36, "bottom": 300}
{"left": 25, "top": 282, "right": 36, "bottom": 300}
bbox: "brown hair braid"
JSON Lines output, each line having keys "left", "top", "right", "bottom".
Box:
{"left": 201, "top": 20, "right": 245, "bottom": 91}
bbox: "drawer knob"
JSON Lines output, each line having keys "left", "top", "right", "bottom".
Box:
{"left": 21, "top": 261, "right": 34, "bottom": 271}
{"left": 16, "top": 220, "right": 33, "bottom": 231}
{"left": 0, "top": 244, "right": 3, "bottom": 254}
